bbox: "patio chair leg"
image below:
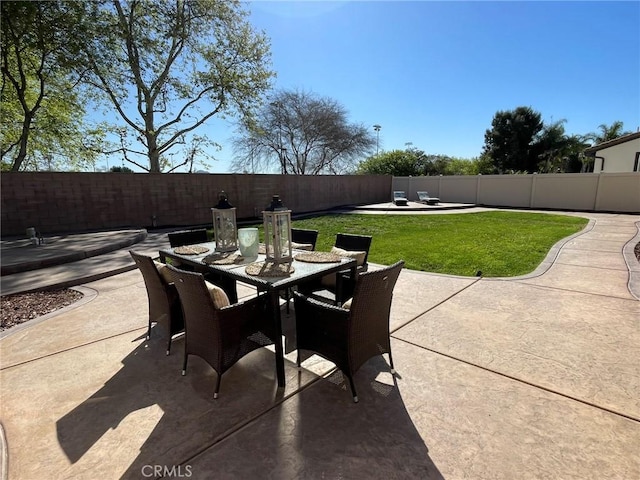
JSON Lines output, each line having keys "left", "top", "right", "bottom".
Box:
{"left": 285, "top": 289, "right": 291, "bottom": 314}
{"left": 166, "top": 337, "right": 172, "bottom": 356}
{"left": 147, "top": 321, "right": 151, "bottom": 340}
{"left": 182, "top": 354, "right": 188, "bottom": 376}
{"left": 388, "top": 351, "right": 395, "bottom": 375}
{"left": 214, "top": 374, "right": 221, "bottom": 400}
{"left": 346, "top": 374, "right": 358, "bottom": 403}
{"left": 296, "top": 349, "right": 302, "bottom": 370}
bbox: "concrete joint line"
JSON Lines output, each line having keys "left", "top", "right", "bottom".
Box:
{"left": 177, "top": 372, "right": 331, "bottom": 469}
{"left": 390, "top": 277, "right": 483, "bottom": 335}
{"left": 0, "top": 326, "right": 148, "bottom": 371}
{"left": 512, "top": 281, "right": 637, "bottom": 303}
{"left": 395, "top": 337, "right": 640, "bottom": 424}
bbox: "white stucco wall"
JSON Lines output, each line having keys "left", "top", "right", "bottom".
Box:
{"left": 593, "top": 137, "right": 640, "bottom": 172}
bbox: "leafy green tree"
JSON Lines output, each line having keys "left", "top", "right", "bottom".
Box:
{"left": 358, "top": 148, "right": 482, "bottom": 176}
{"left": 232, "top": 89, "right": 375, "bottom": 174}
{"left": 475, "top": 153, "right": 498, "bottom": 174}
{"left": 357, "top": 149, "right": 422, "bottom": 176}
{"left": 110, "top": 165, "right": 134, "bottom": 173}
{"left": 561, "top": 135, "right": 591, "bottom": 173}
{"left": 586, "top": 121, "right": 631, "bottom": 144}
{"left": 420, "top": 154, "right": 454, "bottom": 176}
{"left": 536, "top": 120, "right": 591, "bottom": 173}
{"left": 1, "top": 1, "right": 104, "bottom": 171}
{"left": 442, "top": 157, "right": 480, "bottom": 175}
{"left": 536, "top": 119, "right": 570, "bottom": 173}
{"left": 82, "top": 0, "right": 274, "bottom": 173}
{"left": 482, "top": 106, "right": 544, "bottom": 173}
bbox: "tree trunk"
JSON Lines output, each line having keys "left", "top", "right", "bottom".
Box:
{"left": 147, "top": 133, "right": 161, "bottom": 173}
{"left": 145, "top": 106, "right": 161, "bottom": 172}
{"left": 11, "top": 113, "right": 33, "bottom": 171}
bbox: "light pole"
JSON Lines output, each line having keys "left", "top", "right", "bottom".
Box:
{"left": 373, "top": 124, "right": 381, "bottom": 156}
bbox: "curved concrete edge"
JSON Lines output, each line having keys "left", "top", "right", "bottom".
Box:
{"left": 0, "top": 422, "right": 7, "bottom": 480}
{"left": 0, "top": 286, "right": 98, "bottom": 340}
{"left": 483, "top": 216, "right": 596, "bottom": 283}
{"left": 622, "top": 221, "right": 640, "bottom": 301}
{"left": 0, "top": 229, "right": 147, "bottom": 275}
{"left": 23, "top": 266, "right": 139, "bottom": 296}
{"left": 369, "top": 215, "right": 597, "bottom": 283}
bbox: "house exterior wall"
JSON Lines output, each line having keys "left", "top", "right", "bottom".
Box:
{"left": 593, "top": 137, "right": 640, "bottom": 172}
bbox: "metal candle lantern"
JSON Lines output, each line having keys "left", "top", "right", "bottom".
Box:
{"left": 211, "top": 191, "right": 237, "bottom": 253}
{"left": 262, "top": 195, "right": 292, "bottom": 263}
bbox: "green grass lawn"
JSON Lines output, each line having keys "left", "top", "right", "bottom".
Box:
{"left": 287, "top": 211, "right": 588, "bottom": 277}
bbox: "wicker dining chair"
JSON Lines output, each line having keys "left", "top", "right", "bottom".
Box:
{"left": 297, "top": 233, "right": 373, "bottom": 305}
{"left": 167, "top": 229, "right": 208, "bottom": 247}
{"left": 167, "top": 228, "right": 238, "bottom": 303}
{"left": 163, "top": 264, "right": 276, "bottom": 399}
{"left": 291, "top": 228, "right": 319, "bottom": 251}
{"left": 293, "top": 260, "right": 404, "bottom": 403}
{"left": 276, "top": 228, "right": 320, "bottom": 313}
{"left": 130, "top": 251, "right": 185, "bottom": 355}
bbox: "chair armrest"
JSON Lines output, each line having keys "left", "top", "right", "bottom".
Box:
{"left": 294, "top": 291, "right": 351, "bottom": 366}
{"left": 217, "top": 293, "right": 275, "bottom": 344}
{"left": 220, "top": 292, "right": 268, "bottom": 311}
{"left": 339, "top": 264, "right": 367, "bottom": 278}
{"left": 293, "top": 291, "right": 350, "bottom": 317}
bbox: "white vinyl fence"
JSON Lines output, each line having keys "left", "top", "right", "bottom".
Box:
{"left": 392, "top": 173, "right": 640, "bottom": 213}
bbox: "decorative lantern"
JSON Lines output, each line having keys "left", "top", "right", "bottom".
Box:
{"left": 211, "top": 191, "right": 237, "bottom": 253}
{"left": 262, "top": 195, "right": 292, "bottom": 263}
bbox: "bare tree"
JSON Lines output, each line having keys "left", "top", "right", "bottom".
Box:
{"left": 232, "top": 89, "right": 375, "bottom": 174}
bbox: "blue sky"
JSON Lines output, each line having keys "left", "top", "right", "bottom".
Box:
{"left": 116, "top": 1, "right": 640, "bottom": 173}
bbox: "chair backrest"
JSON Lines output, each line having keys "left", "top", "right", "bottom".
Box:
{"left": 394, "top": 191, "right": 406, "bottom": 199}
{"left": 168, "top": 229, "right": 208, "bottom": 248}
{"left": 417, "top": 191, "right": 429, "bottom": 201}
{"left": 291, "top": 228, "right": 319, "bottom": 250}
{"left": 348, "top": 260, "right": 404, "bottom": 371}
{"left": 351, "top": 260, "right": 403, "bottom": 311}
{"left": 129, "top": 250, "right": 171, "bottom": 322}
{"left": 163, "top": 264, "right": 221, "bottom": 341}
{"left": 335, "top": 233, "right": 373, "bottom": 265}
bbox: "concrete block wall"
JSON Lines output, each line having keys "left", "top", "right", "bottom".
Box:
{"left": 1, "top": 172, "right": 391, "bottom": 236}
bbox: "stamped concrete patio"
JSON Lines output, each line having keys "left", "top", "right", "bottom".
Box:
{"left": 1, "top": 208, "right": 639, "bottom": 479}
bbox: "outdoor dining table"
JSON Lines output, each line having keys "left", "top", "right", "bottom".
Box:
{"left": 158, "top": 242, "right": 357, "bottom": 388}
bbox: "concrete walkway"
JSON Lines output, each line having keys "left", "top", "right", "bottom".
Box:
{"left": 1, "top": 208, "right": 639, "bottom": 479}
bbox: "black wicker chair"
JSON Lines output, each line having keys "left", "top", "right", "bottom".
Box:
{"left": 167, "top": 229, "right": 208, "bottom": 247}
{"left": 293, "top": 260, "right": 404, "bottom": 403}
{"left": 164, "top": 264, "right": 276, "bottom": 399}
{"left": 276, "top": 228, "right": 320, "bottom": 312}
{"left": 167, "top": 228, "right": 238, "bottom": 303}
{"left": 130, "top": 251, "right": 185, "bottom": 355}
{"left": 291, "top": 228, "right": 319, "bottom": 251}
{"left": 298, "top": 233, "right": 373, "bottom": 305}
